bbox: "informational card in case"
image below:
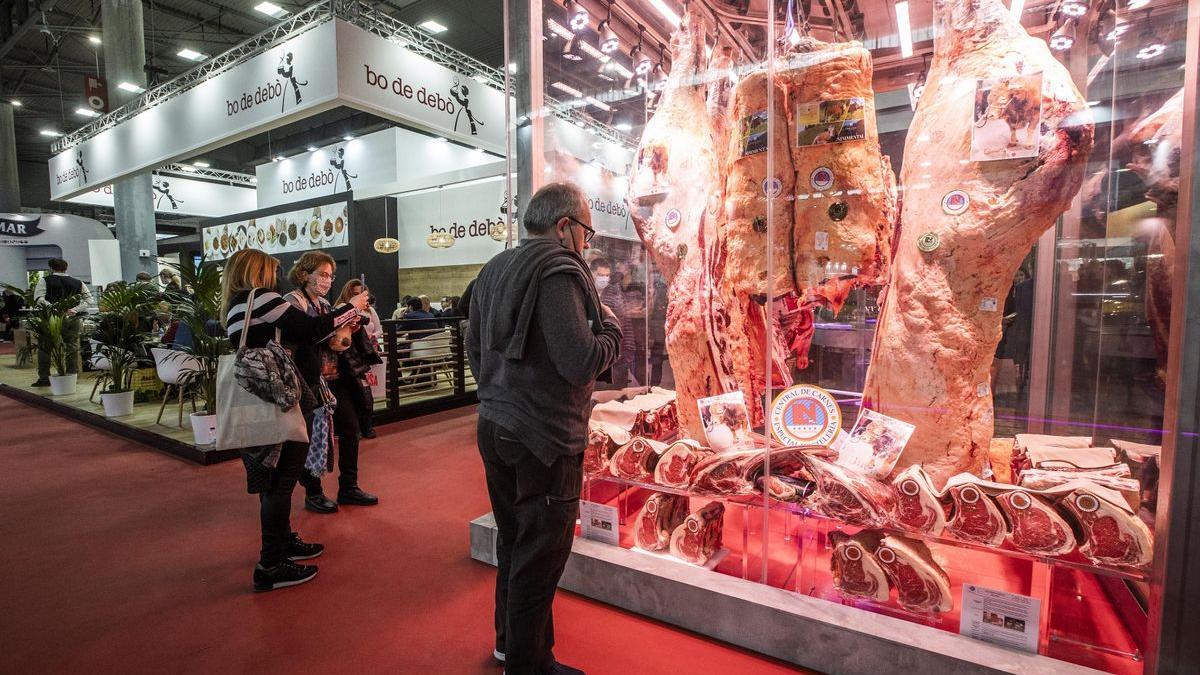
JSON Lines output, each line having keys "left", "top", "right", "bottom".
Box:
{"left": 959, "top": 584, "right": 1041, "bottom": 654}
{"left": 697, "top": 391, "right": 752, "bottom": 452}
{"left": 580, "top": 500, "right": 620, "bottom": 546}
{"left": 835, "top": 408, "right": 916, "bottom": 479}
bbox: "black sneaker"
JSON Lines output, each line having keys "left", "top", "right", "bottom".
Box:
{"left": 31, "top": 379, "right": 50, "bottom": 387}
{"left": 304, "top": 494, "right": 338, "bottom": 514}
{"left": 550, "top": 662, "right": 585, "bottom": 675}
{"left": 286, "top": 533, "right": 324, "bottom": 561}
{"left": 493, "top": 649, "right": 506, "bottom": 664}
{"left": 253, "top": 560, "right": 318, "bottom": 592}
{"left": 337, "top": 487, "right": 379, "bottom": 506}
{"left": 360, "top": 429, "right": 377, "bottom": 439}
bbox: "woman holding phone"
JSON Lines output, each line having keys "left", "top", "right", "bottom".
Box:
{"left": 222, "top": 249, "right": 368, "bottom": 591}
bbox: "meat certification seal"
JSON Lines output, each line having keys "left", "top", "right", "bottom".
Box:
{"left": 942, "top": 190, "right": 970, "bottom": 215}
{"left": 810, "top": 166, "right": 834, "bottom": 191}
{"left": 770, "top": 384, "right": 842, "bottom": 447}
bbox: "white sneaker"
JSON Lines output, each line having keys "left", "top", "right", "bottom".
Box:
{"left": 494, "top": 649, "right": 506, "bottom": 663}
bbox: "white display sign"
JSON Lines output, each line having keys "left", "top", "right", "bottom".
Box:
{"left": 202, "top": 200, "right": 349, "bottom": 261}
{"left": 88, "top": 240, "right": 123, "bottom": 287}
{"left": 67, "top": 174, "right": 256, "bottom": 217}
{"left": 393, "top": 177, "right": 508, "bottom": 269}
{"left": 49, "top": 21, "right": 339, "bottom": 201}
{"left": 335, "top": 21, "right": 506, "bottom": 153}
{"left": 580, "top": 500, "right": 620, "bottom": 546}
{"left": 959, "top": 584, "right": 1041, "bottom": 654}
{"left": 545, "top": 118, "right": 634, "bottom": 241}
{"left": 255, "top": 126, "right": 496, "bottom": 208}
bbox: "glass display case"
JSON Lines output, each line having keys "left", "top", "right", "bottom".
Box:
{"left": 496, "top": 0, "right": 1196, "bottom": 671}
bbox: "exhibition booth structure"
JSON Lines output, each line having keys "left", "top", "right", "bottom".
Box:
{"left": 465, "top": 0, "right": 1200, "bottom": 673}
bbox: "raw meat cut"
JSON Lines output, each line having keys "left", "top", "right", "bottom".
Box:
{"left": 830, "top": 530, "right": 889, "bottom": 602}
{"left": 584, "top": 426, "right": 619, "bottom": 475}
{"left": 706, "top": 44, "right": 736, "bottom": 171}
{"left": 628, "top": 7, "right": 752, "bottom": 437}
{"left": 669, "top": 501, "right": 726, "bottom": 565}
{"left": 803, "top": 455, "right": 895, "bottom": 527}
{"left": 653, "top": 439, "right": 714, "bottom": 488}
{"left": 1017, "top": 468, "right": 1138, "bottom": 494}
{"left": 873, "top": 535, "right": 954, "bottom": 613}
{"left": 608, "top": 437, "right": 668, "bottom": 482}
{"left": 891, "top": 465, "right": 949, "bottom": 535}
{"left": 784, "top": 37, "right": 898, "bottom": 312}
{"left": 634, "top": 492, "right": 690, "bottom": 552}
{"left": 945, "top": 476, "right": 1008, "bottom": 546}
{"left": 1058, "top": 485, "right": 1153, "bottom": 569}
{"left": 743, "top": 446, "right": 822, "bottom": 502}
{"left": 862, "top": 0, "right": 1094, "bottom": 488}
{"left": 689, "top": 449, "right": 760, "bottom": 496}
{"left": 994, "top": 489, "right": 1075, "bottom": 556}
{"left": 590, "top": 389, "right": 679, "bottom": 441}
{"left": 1010, "top": 434, "right": 1098, "bottom": 479}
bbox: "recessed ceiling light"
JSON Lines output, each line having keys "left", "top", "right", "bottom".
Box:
{"left": 647, "top": 0, "right": 681, "bottom": 27}
{"left": 342, "top": 135, "right": 354, "bottom": 141}
{"left": 117, "top": 81, "right": 145, "bottom": 93}
{"left": 434, "top": 136, "right": 448, "bottom": 143}
{"left": 896, "top": 1, "right": 914, "bottom": 58}
{"left": 418, "top": 19, "right": 447, "bottom": 34}
{"left": 307, "top": 146, "right": 319, "bottom": 152}
{"left": 40, "top": 129, "right": 61, "bottom": 137}
{"left": 9, "top": 100, "right": 20, "bottom": 107}
{"left": 88, "top": 35, "right": 101, "bottom": 45}
{"left": 192, "top": 161, "right": 209, "bottom": 168}
{"left": 614, "top": 121, "right": 632, "bottom": 131}
{"left": 586, "top": 96, "right": 611, "bottom": 111}
{"left": 177, "top": 48, "right": 207, "bottom": 61}
{"left": 551, "top": 81, "right": 583, "bottom": 97}
{"left": 180, "top": 165, "right": 197, "bottom": 173}
{"left": 254, "top": 2, "right": 287, "bottom": 18}
{"left": 75, "top": 107, "right": 101, "bottom": 118}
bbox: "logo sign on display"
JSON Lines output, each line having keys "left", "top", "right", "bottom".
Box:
{"left": 201, "top": 200, "right": 349, "bottom": 261}
{"left": 770, "top": 384, "right": 842, "bottom": 447}
{"left": 68, "top": 174, "right": 256, "bottom": 217}
{"left": 0, "top": 215, "right": 45, "bottom": 239}
{"left": 84, "top": 75, "right": 108, "bottom": 114}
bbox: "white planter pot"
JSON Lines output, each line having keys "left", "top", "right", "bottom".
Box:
{"left": 48, "top": 373, "right": 78, "bottom": 396}
{"left": 190, "top": 413, "right": 218, "bottom": 447}
{"left": 101, "top": 390, "right": 136, "bottom": 418}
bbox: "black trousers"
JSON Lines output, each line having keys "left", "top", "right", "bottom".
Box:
{"left": 259, "top": 440, "right": 307, "bottom": 567}
{"left": 300, "top": 377, "right": 363, "bottom": 495}
{"left": 478, "top": 417, "right": 582, "bottom": 675}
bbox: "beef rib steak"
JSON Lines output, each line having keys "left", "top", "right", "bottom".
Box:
{"left": 994, "top": 489, "right": 1076, "bottom": 556}
{"left": 653, "top": 439, "right": 714, "bottom": 488}
{"left": 891, "top": 465, "right": 949, "bottom": 536}
{"left": 873, "top": 535, "right": 954, "bottom": 613}
{"left": 830, "top": 529, "right": 890, "bottom": 602}
{"left": 1058, "top": 485, "right": 1153, "bottom": 569}
{"left": 669, "top": 501, "right": 726, "bottom": 565}
{"left": 634, "top": 492, "right": 691, "bottom": 552}
{"left": 945, "top": 476, "right": 1008, "bottom": 546}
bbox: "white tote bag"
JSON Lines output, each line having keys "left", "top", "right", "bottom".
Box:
{"left": 215, "top": 289, "right": 309, "bottom": 451}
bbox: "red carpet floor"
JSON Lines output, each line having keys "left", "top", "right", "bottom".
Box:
{"left": 0, "top": 394, "right": 805, "bottom": 674}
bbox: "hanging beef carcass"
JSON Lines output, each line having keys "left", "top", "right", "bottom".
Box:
{"left": 628, "top": 8, "right": 753, "bottom": 437}
{"left": 830, "top": 530, "right": 890, "bottom": 602}
{"left": 862, "top": 0, "right": 1093, "bottom": 488}
{"left": 634, "top": 492, "right": 691, "bottom": 552}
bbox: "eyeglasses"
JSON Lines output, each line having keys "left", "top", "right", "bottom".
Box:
{"left": 565, "top": 215, "right": 595, "bottom": 244}
{"left": 315, "top": 272, "right": 335, "bottom": 281}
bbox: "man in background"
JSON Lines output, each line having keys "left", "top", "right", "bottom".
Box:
{"left": 468, "top": 182, "right": 622, "bottom": 675}
{"left": 589, "top": 256, "right": 635, "bottom": 389}
{"left": 32, "top": 258, "right": 91, "bottom": 386}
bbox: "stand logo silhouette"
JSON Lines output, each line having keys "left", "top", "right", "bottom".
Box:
{"left": 330, "top": 146, "right": 358, "bottom": 192}
{"left": 75, "top": 149, "right": 89, "bottom": 183}
{"left": 152, "top": 179, "right": 182, "bottom": 210}
{"left": 450, "top": 77, "right": 483, "bottom": 136}
{"left": 277, "top": 52, "right": 308, "bottom": 112}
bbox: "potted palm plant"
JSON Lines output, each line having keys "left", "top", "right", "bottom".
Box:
{"left": 10, "top": 292, "right": 85, "bottom": 396}
{"left": 92, "top": 282, "right": 158, "bottom": 417}
{"left": 165, "top": 257, "right": 231, "bottom": 446}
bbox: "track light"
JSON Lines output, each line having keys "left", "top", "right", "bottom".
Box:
{"left": 598, "top": 20, "right": 619, "bottom": 53}
{"left": 649, "top": 61, "right": 669, "bottom": 92}
{"left": 1050, "top": 20, "right": 1076, "bottom": 50}
{"left": 1060, "top": 0, "right": 1087, "bottom": 17}
{"left": 565, "top": 0, "right": 588, "bottom": 32}
{"left": 562, "top": 36, "right": 584, "bottom": 61}
{"left": 631, "top": 28, "right": 652, "bottom": 75}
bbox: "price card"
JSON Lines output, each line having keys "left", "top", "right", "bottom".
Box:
{"left": 960, "top": 584, "right": 1041, "bottom": 654}
{"left": 580, "top": 500, "right": 620, "bottom": 546}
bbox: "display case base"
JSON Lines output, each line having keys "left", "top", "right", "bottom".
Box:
{"left": 468, "top": 513, "right": 1105, "bottom": 675}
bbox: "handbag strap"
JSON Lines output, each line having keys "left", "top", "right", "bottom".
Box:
{"left": 240, "top": 287, "right": 283, "bottom": 350}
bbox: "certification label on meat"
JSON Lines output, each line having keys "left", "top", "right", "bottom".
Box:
{"left": 810, "top": 166, "right": 835, "bottom": 191}
{"left": 795, "top": 97, "right": 867, "bottom": 146}
{"left": 980, "top": 297, "right": 998, "bottom": 311}
{"left": 762, "top": 177, "right": 783, "bottom": 199}
{"left": 738, "top": 110, "right": 769, "bottom": 156}
{"left": 815, "top": 231, "right": 829, "bottom": 251}
{"left": 942, "top": 190, "right": 970, "bottom": 215}
{"left": 664, "top": 209, "right": 681, "bottom": 229}
{"left": 960, "top": 584, "right": 1041, "bottom": 654}
{"left": 770, "top": 385, "right": 842, "bottom": 447}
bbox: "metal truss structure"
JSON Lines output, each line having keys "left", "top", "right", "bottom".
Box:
{"left": 52, "top": 0, "right": 634, "bottom": 159}
{"left": 160, "top": 164, "right": 257, "bottom": 186}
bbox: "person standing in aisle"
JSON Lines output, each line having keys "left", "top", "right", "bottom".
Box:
{"left": 468, "top": 182, "right": 622, "bottom": 675}
{"left": 284, "top": 252, "right": 379, "bottom": 513}
{"left": 32, "top": 258, "right": 91, "bottom": 387}
{"left": 335, "top": 280, "right": 383, "bottom": 439}
{"left": 588, "top": 256, "right": 636, "bottom": 389}
{"left": 221, "top": 249, "right": 368, "bottom": 591}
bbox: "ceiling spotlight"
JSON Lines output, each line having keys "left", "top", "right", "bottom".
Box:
{"left": 254, "top": 2, "right": 288, "bottom": 18}
{"left": 649, "top": 61, "right": 669, "bottom": 92}
{"left": 193, "top": 161, "right": 209, "bottom": 168}
{"left": 631, "top": 45, "right": 652, "bottom": 76}
{"left": 117, "top": 81, "right": 145, "bottom": 93}
{"left": 40, "top": 129, "right": 62, "bottom": 137}
{"left": 180, "top": 165, "right": 197, "bottom": 173}
{"left": 418, "top": 19, "right": 447, "bottom": 34}
{"left": 562, "top": 36, "right": 584, "bottom": 61}
{"left": 177, "top": 48, "right": 207, "bottom": 61}
{"left": 75, "top": 107, "right": 101, "bottom": 118}
{"left": 1061, "top": 0, "right": 1087, "bottom": 17}
{"left": 307, "top": 146, "right": 319, "bottom": 152}
{"left": 88, "top": 35, "right": 101, "bottom": 45}
{"left": 565, "top": 0, "right": 589, "bottom": 32}
{"left": 613, "top": 121, "right": 632, "bottom": 131}
{"left": 343, "top": 135, "right": 354, "bottom": 141}
{"left": 9, "top": 100, "right": 20, "bottom": 107}
{"left": 1050, "top": 20, "right": 1076, "bottom": 50}
{"left": 598, "top": 3, "right": 619, "bottom": 54}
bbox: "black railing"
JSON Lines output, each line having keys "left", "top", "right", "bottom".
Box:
{"left": 375, "top": 316, "right": 476, "bottom": 423}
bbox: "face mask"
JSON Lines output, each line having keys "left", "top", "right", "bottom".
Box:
{"left": 594, "top": 275, "right": 610, "bottom": 290}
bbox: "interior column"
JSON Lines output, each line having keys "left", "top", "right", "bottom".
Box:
{"left": 0, "top": 102, "right": 27, "bottom": 287}
{"left": 101, "top": 0, "right": 157, "bottom": 280}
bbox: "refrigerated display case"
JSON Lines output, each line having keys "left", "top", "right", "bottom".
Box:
{"left": 490, "top": 0, "right": 1200, "bottom": 671}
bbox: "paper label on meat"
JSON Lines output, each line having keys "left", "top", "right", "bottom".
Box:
{"left": 815, "top": 231, "right": 830, "bottom": 251}
{"left": 770, "top": 385, "right": 842, "bottom": 446}
{"left": 980, "top": 297, "right": 998, "bottom": 311}
{"left": 737, "top": 110, "right": 769, "bottom": 156}
{"left": 971, "top": 72, "right": 1044, "bottom": 161}
{"left": 838, "top": 408, "right": 916, "bottom": 479}
{"left": 796, "top": 98, "right": 867, "bottom": 146}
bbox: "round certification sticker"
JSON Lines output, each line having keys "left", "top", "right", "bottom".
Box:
{"left": 762, "top": 177, "right": 782, "bottom": 198}
{"left": 770, "top": 384, "right": 842, "bottom": 447}
{"left": 942, "top": 190, "right": 970, "bottom": 215}
{"left": 810, "top": 166, "right": 834, "bottom": 191}
{"left": 917, "top": 232, "right": 940, "bottom": 252}
{"left": 664, "top": 209, "right": 682, "bottom": 229}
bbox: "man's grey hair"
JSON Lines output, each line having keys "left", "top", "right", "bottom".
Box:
{"left": 523, "top": 181, "right": 587, "bottom": 235}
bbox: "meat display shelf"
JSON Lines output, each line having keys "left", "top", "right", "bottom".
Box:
{"left": 583, "top": 472, "right": 1150, "bottom": 584}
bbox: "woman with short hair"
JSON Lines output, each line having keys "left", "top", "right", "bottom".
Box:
{"left": 221, "top": 249, "right": 367, "bottom": 592}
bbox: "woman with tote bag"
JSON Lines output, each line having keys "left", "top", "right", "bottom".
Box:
{"left": 221, "top": 249, "right": 368, "bottom": 592}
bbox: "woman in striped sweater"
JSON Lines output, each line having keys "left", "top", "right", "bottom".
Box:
{"left": 222, "top": 249, "right": 368, "bottom": 592}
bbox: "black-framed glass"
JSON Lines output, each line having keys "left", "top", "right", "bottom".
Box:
{"left": 564, "top": 215, "right": 595, "bottom": 244}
